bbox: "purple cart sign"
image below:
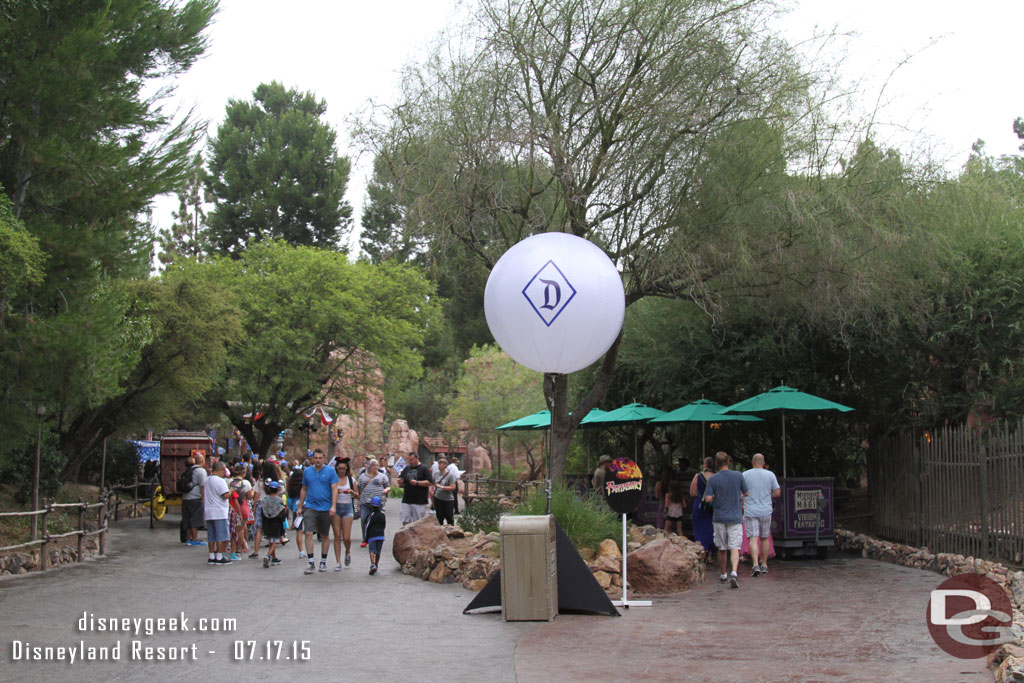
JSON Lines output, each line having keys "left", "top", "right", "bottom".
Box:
{"left": 771, "top": 478, "right": 834, "bottom": 540}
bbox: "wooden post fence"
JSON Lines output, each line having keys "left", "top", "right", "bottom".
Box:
{"left": 869, "top": 418, "right": 1024, "bottom": 567}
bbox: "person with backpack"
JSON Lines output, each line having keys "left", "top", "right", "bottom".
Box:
{"left": 364, "top": 495, "right": 386, "bottom": 575}
{"left": 259, "top": 481, "right": 288, "bottom": 568}
{"left": 180, "top": 454, "right": 208, "bottom": 547}
{"left": 248, "top": 461, "right": 285, "bottom": 559}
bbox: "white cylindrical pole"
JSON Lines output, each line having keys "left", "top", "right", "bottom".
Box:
{"left": 621, "top": 513, "right": 627, "bottom": 605}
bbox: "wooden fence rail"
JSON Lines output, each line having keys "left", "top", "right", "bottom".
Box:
{"left": 868, "top": 419, "right": 1024, "bottom": 567}
{"left": 0, "top": 477, "right": 160, "bottom": 574}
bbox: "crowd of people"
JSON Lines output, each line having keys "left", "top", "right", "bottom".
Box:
{"left": 595, "top": 449, "right": 781, "bottom": 590}
{"left": 179, "top": 447, "right": 464, "bottom": 575}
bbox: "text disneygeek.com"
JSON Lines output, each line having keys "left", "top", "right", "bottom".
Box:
{"left": 6, "top": 611, "right": 311, "bottom": 664}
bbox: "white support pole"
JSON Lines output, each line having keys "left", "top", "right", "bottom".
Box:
{"left": 612, "top": 512, "right": 651, "bottom": 608}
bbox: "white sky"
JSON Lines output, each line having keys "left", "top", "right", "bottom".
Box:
{"left": 152, "top": 0, "right": 1024, "bottom": 253}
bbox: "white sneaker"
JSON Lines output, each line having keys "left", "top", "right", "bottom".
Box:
{"left": 334, "top": 563, "right": 342, "bottom": 571}
{"left": 303, "top": 562, "right": 315, "bottom": 575}
{"left": 298, "top": 552, "right": 306, "bottom": 559}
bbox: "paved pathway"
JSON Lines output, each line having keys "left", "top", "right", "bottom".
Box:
{"left": 0, "top": 509, "right": 991, "bottom": 683}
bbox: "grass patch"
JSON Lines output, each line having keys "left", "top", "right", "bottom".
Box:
{"left": 513, "top": 482, "right": 620, "bottom": 553}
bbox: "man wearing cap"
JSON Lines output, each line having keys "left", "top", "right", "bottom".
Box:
{"left": 592, "top": 455, "right": 613, "bottom": 492}
{"left": 296, "top": 449, "right": 338, "bottom": 574}
{"left": 204, "top": 461, "right": 234, "bottom": 566}
{"left": 181, "top": 454, "right": 208, "bottom": 546}
{"left": 397, "top": 452, "right": 431, "bottom": 525}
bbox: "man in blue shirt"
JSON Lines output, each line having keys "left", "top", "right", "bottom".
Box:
{"left": 742, "top": 453, "right": 781, "bottom": 577}
{"left": 296, "top": 449, "right": 338, "bottom": 574}
{"left": 703, "top": 451, "right": 748, "bottom": 588}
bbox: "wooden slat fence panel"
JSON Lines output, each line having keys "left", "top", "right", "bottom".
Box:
{"left": 869, "top": 419, "right": 1023, "bottom": 567}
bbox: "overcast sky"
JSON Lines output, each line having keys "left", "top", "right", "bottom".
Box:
{"left": 153, "top": 0, "right": 1024, "bottom": 254}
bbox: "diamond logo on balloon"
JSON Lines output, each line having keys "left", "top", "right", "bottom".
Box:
{"left": 522, "top": 260, "right": 577, "bottom": 327}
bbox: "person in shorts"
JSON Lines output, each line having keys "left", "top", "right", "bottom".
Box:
{"left": 703, "top": 451, "right": 748, "bottom": 588}
{"left": 398, "top": 452, "right": 431, "bottom": 525}
{"left": 203, "top": 461, "right": 233, "bottom": 566}
{"left": 331, "top": 458, "right": 356, "bottom": 571}
{"left": 296, "top": 449, "right": 337, "bottom": 574}
{"left": 181, "top": 454, "right": 207, "bottom": 546}
{"left": 743, "top": 453, "right": 781, "bottom": 577}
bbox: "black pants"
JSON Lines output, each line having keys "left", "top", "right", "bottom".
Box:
{"left": 434, "top": 498, "right": 455, "bottom": 526}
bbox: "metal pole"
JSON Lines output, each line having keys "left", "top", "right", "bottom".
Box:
{"left": 621, "top": 513, "right": 627, "bottom": 604}
{"left": 100, "top": 438, "right": 107, "bottom": 493}
{"left": 31, "top": 418, "right": 42, "bottom": 541}
{"left": 781, "top": 412, "right": 787, "bottom": 478}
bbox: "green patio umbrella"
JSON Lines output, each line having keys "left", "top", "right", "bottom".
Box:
{"left": 581, "top": 402, "right": 667, "bottom": 461}
{"left": 523, "top": 407, "right": 607, "bottom": 430}
{"left": 496, "top": 410, "right": 550, "bottom": 431}
{"left": 495, "top": 410, "right": 549, "bottom": 480}
{"left": 718, "top": 386, "right": 854, "bottom": 477}
{"left": 650, "top": 399, "right": 763, "bottom": 460}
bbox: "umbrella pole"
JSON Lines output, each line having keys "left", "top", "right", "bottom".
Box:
{"left": 781, "top": 412, "right": 787, "bottom": 478}
{"left": 701, "top": 423, "right": 706, "bottom": 462}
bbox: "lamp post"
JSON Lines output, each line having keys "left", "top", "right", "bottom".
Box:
{"left": 31, "top": 404, "right": 45, "bottom": 540}
{"left": 100, "top": 437, "right": 107, "bottom": 493}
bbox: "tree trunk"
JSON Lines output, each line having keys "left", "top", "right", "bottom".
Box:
{"left": 543, "top": 332, "right": 623, "bottom": 483}
{"left": 233, "top": 417, "right": 283, "bottom": 461}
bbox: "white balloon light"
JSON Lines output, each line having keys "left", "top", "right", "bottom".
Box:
{"left": 484, "top": 233, "right": 625, "bottom": 374}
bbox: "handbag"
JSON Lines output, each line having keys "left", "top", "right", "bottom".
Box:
{"left": 699, "top": 473, "right": 713, "bottom": 514}
{"left": 348, "top": 475, "right": 360, "bottom": 516}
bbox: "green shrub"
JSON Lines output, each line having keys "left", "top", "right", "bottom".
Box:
{"left": 514, "top": 482, "right": 620, "bottom": 552}
{"left": 389, "top": 487, "right": 404, "bottom": 498}
{"left": 458, "top": 498, "right": 502, "bottom": 535}
{"left": 0, "top": 427, "right": 62, "bottom": 505}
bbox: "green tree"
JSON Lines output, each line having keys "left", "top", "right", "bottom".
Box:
{"left": 204, "top": 241, "right": 439, "bottom": 459}
{"left": 359, "top": 155, "right": 420, "bottom": 264}
{"left": 358, "top": 0, "right": 895, "bottom": 481}
{"left": 0, "top": 0, "right": 217, "bottom": 466}
{"left": 58, "top": 261, "right": 241, "bottom": 478}
{"left": 157, "top": 154, "right": 209, "bottom": 265}
{"left": 444, "top": 345, "right": 546, "bottom": 478}
{"left": 205, "top": 82, "right": 353, "bottom": 256}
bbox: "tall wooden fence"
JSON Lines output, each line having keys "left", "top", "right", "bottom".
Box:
{"left": 869, "top": 419, "right": 1024, "bottom": 566}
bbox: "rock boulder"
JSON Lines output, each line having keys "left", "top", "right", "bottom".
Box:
{"left": 625, "top": 537, "right": 705, "bottom": 594}
{"left": 392, "top": 515, "right": 448, "bottom": 566}
{"left": 596, "top": 539, "right": 621, "bottom": 561}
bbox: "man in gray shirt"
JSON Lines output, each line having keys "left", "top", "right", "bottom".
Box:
{"left": 742, "top": 453, "right": 781, "bottom": 577}
{"left": 703, "top": 451, "right": 748, "bottom": 588}
{"left": 182, "top": 453, "right": 208, "bottom": 547}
